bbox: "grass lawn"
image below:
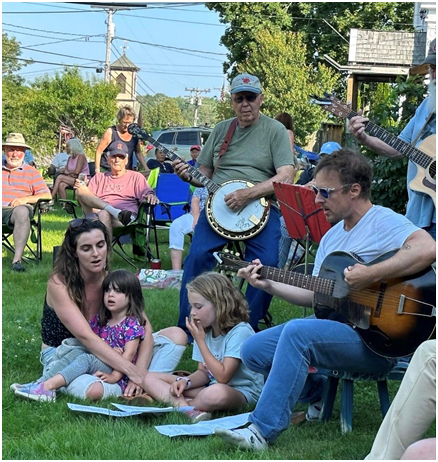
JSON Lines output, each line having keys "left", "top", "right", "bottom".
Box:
{"left": 3, "top": 204, "right": 433, "bottom": 460}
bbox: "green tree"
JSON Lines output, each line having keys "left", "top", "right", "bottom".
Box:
{"left": 139, "top": 94, "right": 188, "bottom": 133}
{"left": 18, "top": 67, "right": 119, "bottom": 159}
{"left": 207, "top": 2, "right": 414, "bottom": 71}
{"left": 361, "top": 75, "right": 427, "bottom": 214}
{"left": 2, "top": 33, "right": 29, "bottom": 139}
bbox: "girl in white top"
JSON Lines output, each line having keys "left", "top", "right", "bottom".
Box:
{"left": 143, "top": 272, "right": 264, "bottom": 423}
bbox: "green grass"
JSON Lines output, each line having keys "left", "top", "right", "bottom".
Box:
{"left": 3, "top": 204, "right": 434, "bottom": 459}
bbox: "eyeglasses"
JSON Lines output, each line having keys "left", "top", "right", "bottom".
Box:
{"left": 69, "top": 213, "right": 100, "bottom": 228}
{"left": 232, "top": 93, "right": 259, "bottom": 103}
{"left": 311, "top": 184, "right": 352, "bottom": 199}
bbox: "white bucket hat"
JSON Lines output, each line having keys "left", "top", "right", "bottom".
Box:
{"left": 3, "top": 133, "right": 31, "bottom": 149}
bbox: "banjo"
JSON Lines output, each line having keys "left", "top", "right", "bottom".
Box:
{"left": 128, "top": 123, "right": 270, "bottom": 240}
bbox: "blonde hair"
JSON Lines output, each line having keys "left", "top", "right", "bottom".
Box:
{"left": 186, "top": 272, "right": 249, "bottom": 335}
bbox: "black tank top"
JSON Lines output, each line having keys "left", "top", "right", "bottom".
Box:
{"left": 41, "top": 297, "right": 74, "bottom": 347}
{"left": 101, "top": 125, "right": 139, "bottom": 171}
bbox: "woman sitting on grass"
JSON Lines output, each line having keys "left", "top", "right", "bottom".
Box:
{"left": 143, "top": 272, "right": 264, "bottom": 423}
{"left": 15, "top": 270, "right": 147, "bottom": 402}
{"left": 11, "top": 216, "right": 187, "bottom": 401}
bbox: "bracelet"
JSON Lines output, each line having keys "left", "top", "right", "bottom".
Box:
{"left": 175, "top": 376, "right": 192, "bottom": 389}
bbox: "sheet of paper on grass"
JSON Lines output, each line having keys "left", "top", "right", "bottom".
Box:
{"left": 155, "top": 412, "right": 250, "bottom": 437}
{"left": 67, "top": 402, "right": 175, "bottom": 417}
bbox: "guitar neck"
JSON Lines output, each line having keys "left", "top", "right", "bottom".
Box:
{"left": 344, "top": 110, "right": 433, "bottom": 170}
{"left": 230, "top": 259, "right": 334, "bottom": 295}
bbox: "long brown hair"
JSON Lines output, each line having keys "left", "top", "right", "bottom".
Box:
{"left": 186, "top": 272, "right": 249, "bottom": 335}
{"left": 52, "top": 219, "right": 111, "bottom": 315}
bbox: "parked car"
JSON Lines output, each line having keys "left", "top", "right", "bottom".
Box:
{"left": 148, "top": 126, "right": 213, "bottom": 160}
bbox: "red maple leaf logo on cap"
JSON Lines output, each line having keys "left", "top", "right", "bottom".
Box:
{"left": 243, "top": 78, "right": 250, "bottom": 83}
{"left": 117, "top": 143, "right": 123, "bottom": 150}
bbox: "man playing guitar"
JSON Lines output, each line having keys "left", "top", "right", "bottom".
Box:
{"left": 214, "top": 149, "right": 435, "bottom": 451}
{"left": 172, "top": 73, "right": 297, "bottom": 338}
{"left": 349, "top": 38, "right": 436, "bottom": 239}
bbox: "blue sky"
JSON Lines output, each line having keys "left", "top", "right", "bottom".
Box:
{"left": 2, "top": 1, "right": 229, "bottom": 98}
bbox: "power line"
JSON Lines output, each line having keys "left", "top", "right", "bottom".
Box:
{"left": 19, "top": 46, "right": 103, "bottom": 64}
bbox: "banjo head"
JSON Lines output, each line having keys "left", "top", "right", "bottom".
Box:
{"left": 206, "top": 180, "right": 269, "bottom": 240}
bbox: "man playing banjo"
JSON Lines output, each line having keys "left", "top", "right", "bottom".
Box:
{"left": 173, "top": 73, "right": 297, "bottom": 339}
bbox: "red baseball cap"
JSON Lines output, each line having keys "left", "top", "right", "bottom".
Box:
{"left": 190, "top": 145, "right": 201, "bottom": 151}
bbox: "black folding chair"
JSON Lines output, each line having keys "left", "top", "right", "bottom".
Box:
{"left": 2, "top": 199, "right": 51, "bottom": 264}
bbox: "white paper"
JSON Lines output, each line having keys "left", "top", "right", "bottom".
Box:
{"left": 154, "top": 412, "right": 250, "bottom": 437}
{"left": 68, "top": 402, "right": 179, "bottom": 417}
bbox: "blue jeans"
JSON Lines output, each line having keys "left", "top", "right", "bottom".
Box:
{"left": 242, "top": 318, "right": 397, "bottom": 442}
{"left": 178, "top": 206, "right": 281, "bottom": 334}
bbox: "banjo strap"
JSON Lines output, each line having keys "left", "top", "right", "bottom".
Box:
{"left": 213, "top": 118, "right": 238, "bottom": 176}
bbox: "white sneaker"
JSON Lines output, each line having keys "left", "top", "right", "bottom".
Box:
{"left": 306, "top": 398, "right": 323, "bottom": 421}
{"left": 214, "top": 423, "right": 268, "bottom": 451}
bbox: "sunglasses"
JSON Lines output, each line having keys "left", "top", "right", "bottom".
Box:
{"left": 232, "top": 93, "right": 259, "bottom": 103}
{"left": 69, "top": 213, "right": 100, "bottom": 228}
{"left": 311, "top": 184, "right": 352, "bottom": 199}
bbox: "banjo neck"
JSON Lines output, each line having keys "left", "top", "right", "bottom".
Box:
{"left": 147, "top": 139, "right": 219, "bottom": 193}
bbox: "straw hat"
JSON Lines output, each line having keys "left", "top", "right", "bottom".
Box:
{"left": 3, "top": 133, "right": 31, "bottom": 149}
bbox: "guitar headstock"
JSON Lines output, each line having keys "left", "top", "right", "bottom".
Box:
{"left": 128, "top": 123, "right": 150, "bottom": 140}
{"left": 213, "top": 251, "right": 244, "bottom": 274}
{"left": 310, "top": 92, "right": 352, "bottom": 119}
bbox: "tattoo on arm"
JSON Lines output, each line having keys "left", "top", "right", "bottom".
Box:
{"left": 402, "top": 244, "right": 411, "bottom": 250}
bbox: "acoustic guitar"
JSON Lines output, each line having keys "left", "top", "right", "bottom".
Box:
{"left": 128, "top": 123, "right": 270, "bottom": 240}
{"left": 311, "top": 92, "right": 436, "bottom": 206}
{"left": 214, "top": 250, "right": 436, "bottom": 358}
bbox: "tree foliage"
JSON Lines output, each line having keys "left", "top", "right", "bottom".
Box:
{"left": 10, "top": 67, "right": 119, "bottom": 159}
{"left": 237, "top": 30, "right": 339, "bottom": 145}
{"left": 359, "top": 75, "right": 427, "bottom": 214}
{"left": 207, "top": 2, "right": 415, "bottom": 72}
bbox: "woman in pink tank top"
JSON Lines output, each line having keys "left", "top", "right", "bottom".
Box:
{"left": 51, "top": 138, "right": 90, "bottom": 200}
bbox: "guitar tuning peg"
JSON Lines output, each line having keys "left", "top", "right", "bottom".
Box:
{"left": 235, "top": 253, "right": 240, "bottom": 257}
{"left": 224, "top": 249, "right": 229, "bottom": 253}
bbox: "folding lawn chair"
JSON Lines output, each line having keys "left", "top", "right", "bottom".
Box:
{"left": 153, "top": 173, "right": 192, "bottom": 224}
{"left": 2, "top": 199, "right": 51, "bottom": 264}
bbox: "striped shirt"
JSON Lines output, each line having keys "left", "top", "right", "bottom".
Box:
{"left": 2, "top": 161, "right": 50, "bottom": 206}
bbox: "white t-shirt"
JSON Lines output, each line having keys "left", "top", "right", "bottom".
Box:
{"left": 192, "top": 322, "right": 264, "bottom": 405}
{"left": 314, "top": 205, "right": 419, "bottom": 275}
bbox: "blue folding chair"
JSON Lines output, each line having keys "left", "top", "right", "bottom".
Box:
{"left": 154, "top": 173, "right": 192, "bottom": 223}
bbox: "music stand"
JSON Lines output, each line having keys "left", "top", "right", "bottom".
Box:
{"left": 274, "top": 182, "right": 331, "bottom": 315}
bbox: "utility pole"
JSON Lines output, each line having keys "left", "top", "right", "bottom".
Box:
{"left": 185, "top": 87, "right": 210, "bottom": 126}
{"left": 104, "top": 8, "right": 114, "bottom": 82}
{"left": 89, "top": 3, "right": 148, "bottom": 82}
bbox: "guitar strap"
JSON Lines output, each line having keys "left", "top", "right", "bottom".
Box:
{"left": 411, "top": 112, "right": 435, "bottom": 147}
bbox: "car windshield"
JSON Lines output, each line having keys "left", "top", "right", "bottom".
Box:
{"left": 176, "top": 132, "right": 199, "bottom": 145}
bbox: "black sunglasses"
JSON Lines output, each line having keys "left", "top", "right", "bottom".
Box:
{"left": 232, "top": 93, "right": 259, "bottom": 103}
{"left": 69, "top": 213, "right": 100, "bottom": 228}
{"left": 311, "top": 184, "right": 352, "bottom": 199}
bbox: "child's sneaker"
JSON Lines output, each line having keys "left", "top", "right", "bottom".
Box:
{"left": 214, "top": 422, "right": 268, "bottom": 451}
{"left": 306, "top": 398, "right": 323, "bottom": 421}
{"left": 10, "top": 381, "right": 37, "bottom": 393}
{"left": 185, "top": 409, "right": 212, "bottom": 423}
{"left": 14, "top": 382, "right": 56, "bottom": 402}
